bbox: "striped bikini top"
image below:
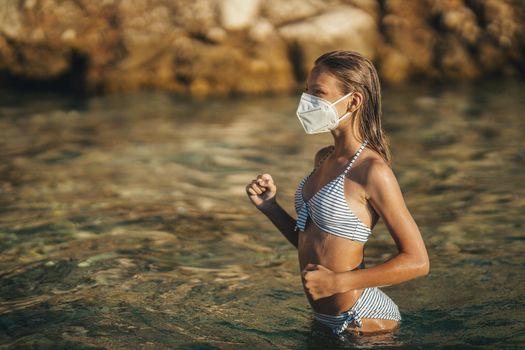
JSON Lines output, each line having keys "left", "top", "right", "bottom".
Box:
{"left": 294, "top": 139, "right": 372, "bottom": 243}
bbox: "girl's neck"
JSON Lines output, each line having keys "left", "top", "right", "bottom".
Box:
{"left": 330, "top": 127, "right": 363, "bottom": 160}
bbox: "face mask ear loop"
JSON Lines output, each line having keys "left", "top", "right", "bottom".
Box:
{"left": 333, "top": 92, "right": 354, "bottom": 123}
{"left": 338, "top": 111, "right": 351, "bottom": 122}
{"left": 331, "top": 91, "right": 354, "bottom": 106}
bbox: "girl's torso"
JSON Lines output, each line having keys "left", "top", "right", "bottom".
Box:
{"left": 295, "top": 140, "right": 380, "bottom": 315}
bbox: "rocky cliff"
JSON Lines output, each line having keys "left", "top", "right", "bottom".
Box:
{"left": 0, "top": 0, "right": 524, "bottom": 96}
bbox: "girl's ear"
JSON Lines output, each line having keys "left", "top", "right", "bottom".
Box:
{"left": 347, "top": 93, "right": 356, "bottom": 113}
{"left": 349, "top": 91, "right": 363, "bottom": 112}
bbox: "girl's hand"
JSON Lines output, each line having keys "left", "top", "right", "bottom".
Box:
{"left": 246, "top": 173, "right": 277, "bottom": 210}
{"left": 302, "top": 263, "right": 340, "bottom": 300}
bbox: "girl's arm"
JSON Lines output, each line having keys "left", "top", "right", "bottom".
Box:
{"left": 257, "top": 201, "right": 298, "bottom": 249}
{"left": 246, "top": 146, "right": 334, "bottom": 250}
{"left": 246, "top": 174, "right": 298, "bottom": 249}
{"left": 336, "top": 160, "right": 429, "bottom": 292}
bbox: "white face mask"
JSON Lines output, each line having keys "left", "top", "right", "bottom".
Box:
{"left": 295, "top": 91, "right": 354, "bottom": 134}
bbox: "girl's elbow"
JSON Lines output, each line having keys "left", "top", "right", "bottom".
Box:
{"left": 415, "top": 256, "right": 430, "bottom": 277}
{"left": 404, "top": 253, "right": 429, "bottom": 278}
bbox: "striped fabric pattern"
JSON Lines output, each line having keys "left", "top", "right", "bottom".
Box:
{"left": 294, "top": 140, "right": 372, "bottom": 243}
{"left": 313, "top": 287, "right": 402, "bottom": 335}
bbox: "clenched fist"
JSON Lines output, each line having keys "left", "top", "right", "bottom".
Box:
{"left": 246, "top": 173, "right": 277, "bottom": 210}
{"left": 302, "top": 263, "right": 340, "bottom": 300}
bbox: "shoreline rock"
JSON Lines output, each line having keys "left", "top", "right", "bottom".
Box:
{"left": 0, "top": 0, "right": 523, "bottom": 96}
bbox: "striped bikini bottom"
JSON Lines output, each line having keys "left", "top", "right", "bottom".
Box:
{"left": 313, "top": 287, "right": 402, "bottom": 335}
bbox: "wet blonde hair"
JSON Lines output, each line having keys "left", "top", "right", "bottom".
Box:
{"left": 314, "top": 50, "right": 393, "bottom": 166}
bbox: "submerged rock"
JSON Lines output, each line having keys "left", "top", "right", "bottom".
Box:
{"left": 0, "top": 0, "right": 523, "bottom": 96}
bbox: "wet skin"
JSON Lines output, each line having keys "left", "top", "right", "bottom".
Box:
{"left": 297, "top": 145, "right": 399, "bottom": 334}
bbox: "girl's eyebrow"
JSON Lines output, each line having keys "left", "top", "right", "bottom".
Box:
{"left": 309, "top": 83, "right": 326, "bottom": 90}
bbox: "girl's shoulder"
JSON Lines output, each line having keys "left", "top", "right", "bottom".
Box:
{"left": 362, "top": 154, "right": 399, "bottom": 196}
{"left": 347, "top": 146, "right": 389, "bottom": 180}
{"left": 313, "top": 145, "right": 335, "bottom": 166}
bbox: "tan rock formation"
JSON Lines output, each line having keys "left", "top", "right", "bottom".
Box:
{"left": 0, "top": 0, "right": 523, "bottom": 96}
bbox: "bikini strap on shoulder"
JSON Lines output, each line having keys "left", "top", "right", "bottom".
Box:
{"left": 343, "top": 139, "right": 369, "bottom": 174}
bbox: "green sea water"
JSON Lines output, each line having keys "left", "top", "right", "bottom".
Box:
{"left": 0, "top": 80, "right": 524, "bottom": 349}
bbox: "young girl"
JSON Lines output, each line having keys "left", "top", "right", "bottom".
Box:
{"left": 246, "top": 51, "right": 429, "bottom": 336}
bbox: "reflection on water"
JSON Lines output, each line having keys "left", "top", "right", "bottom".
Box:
{"left": 0, "top": 80, "right": 524, "bottom": 349}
